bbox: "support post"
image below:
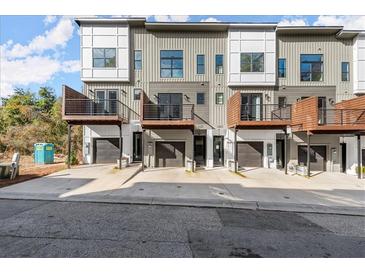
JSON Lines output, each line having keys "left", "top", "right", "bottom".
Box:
{"left": 67, "top": 124, "right": 72, "bottom": 169}
{"left": 307, "top": 133, "right": 311, "bottom": 177}
{"left": 192, "top": 129, "right": 195, "bottom": 172}
{"left": 284, "top": 131, "right": 288, "bottom": 175}
{"left": 141, "top": 129, "right": 145, "bottom": 171}
{"left": 234, "top": 127, "right": 238, "bottom": 173}
{"left": 357, "top": 135, "right": 362, "bottom": 179}
{"left": 118, "top": 124, "right": 122, "bottom": 169}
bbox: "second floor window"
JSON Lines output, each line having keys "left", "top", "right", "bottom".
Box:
{"left": 134, "top": 50, "right": 142, "bottom": 70}
{"left": 160, "top": 50, "right": 183, "bottom": 78}
{"left": 278, "top": 58, "right": 286, "bottom": 78}
{"left": 197, "top": 55, "right": 205, "bottom": 74}
{"left": 215, "top": 93, "right": 224, "bottom": 105}
{"left": 241, "top": 53, "right": 264, "bottom": 72}
{"left": 93, "top": 48, "right": 116, "bottom": 68}
{"left": 341, "top": 62, "right": 350, "bottom": 81}
{"left": 197, "top": 93, "right": 205, "bottom": 104}
{"left": 215, "top": 54, "right": 223, "bottom": 74}
{"left": 300, "top": 54, "right": 323, "bottom": 81}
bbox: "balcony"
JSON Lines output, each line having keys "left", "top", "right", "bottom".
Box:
{"left": 291, "top": 96, "right": 365, "bottom": 134}
{"left": 227, "top": 92, "right": 291, "bottom": 129}
{"left": 62, "top": 85, "right": 129, "bottom": 125}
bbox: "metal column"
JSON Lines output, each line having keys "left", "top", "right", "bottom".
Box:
{"left": 307, "top": 133, "right": 311, "bottom": 177}
{"left": 234, "top": 127, "right": 238, "bottom": 173}
{"left": 358, "top": 135, "right": 362, "bottom": 179}
{"left": 118, "top": 124, "right": 122, "bottom": 169}
{"left": 284, "top": 131, "right": 288, "bottom": 175}
{"left": 67, "top": 124, "right": 72, "bottom": 169}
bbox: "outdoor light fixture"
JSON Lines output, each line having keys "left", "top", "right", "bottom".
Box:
{"left": 329, "top": 98, "right": 335, "bottom": 106}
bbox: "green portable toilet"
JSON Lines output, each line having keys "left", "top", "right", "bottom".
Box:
{"left": 34, "top": 143, "right": 54, "bottom": 164}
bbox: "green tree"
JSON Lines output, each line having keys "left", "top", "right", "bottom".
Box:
{"left": 36, "top": 87, "right": 56, "bottom": 114}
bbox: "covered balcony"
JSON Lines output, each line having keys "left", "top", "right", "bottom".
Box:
{"left": 140, "top": 92, "right": 195, "bottom": 129}
{"left": 227, "top": 92, "right": 291, "bottom": 129}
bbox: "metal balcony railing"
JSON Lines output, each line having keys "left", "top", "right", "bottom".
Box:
{"left": 143, "top": 104, "right": 194, "bottom": 120}
{"left": 64, "top": 99, "right": 130, "bottom": 120}
{"left": 318, "top": 108, "right": 365, "bottom": 125}
{"left": 240, "top": 104, "right": 291, "bottom": 121}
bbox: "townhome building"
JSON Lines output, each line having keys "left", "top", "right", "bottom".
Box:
{"left": 62, "top": 17, "right": 365, "bottom": 177}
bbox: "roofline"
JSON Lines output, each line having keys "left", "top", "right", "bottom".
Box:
{"left": 277, "top": 26, "right": 344, "bottom": 30}
{"left": 75, "top": 17, "right": 146, "bottom": 26}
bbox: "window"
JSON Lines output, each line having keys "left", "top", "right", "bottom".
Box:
{"left": 197, "top": 93, "right": 205, "bottom": 105}
{"left": 215, "top": 54, "right": 223, "bottom": 74}
{"left": 134, "top": 88, "right": 141, "bottom": 100}
{"left": 278, "top": 58, "right": 286, "bottom": 78}
{"left": 341, "top": 62, "right": 350, "bottom": 81}
{"left": 215, "top": 93, "right": 224, "bottom": 105}
{"left": 300, "top": 54, "right": 323, "bottom": 81}
{"left": 240, "top": 53, "right": 264, "bottom": 72}
{"left": 278, "top": 96, "right": 287, "bottom": 108}
{"left": 197, "top": 55, "right": 205, "bottom": 74}
{"left": 134, "top": 50, "right": 142, "bottom": 70}
{"left": 93, "top": 48, "right": 116, "bottom": 68}
{"left": 160, "top": 50, "right": 183, "bottom": 78}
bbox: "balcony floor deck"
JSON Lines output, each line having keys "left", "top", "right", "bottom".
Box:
{"left": 141, "top": 119, "right": 194, "bottom": 129}
{"left": 231, "top": 120, "right": 291, "bottom": 130}
{"left": 63, "top": 115, "right": 125, "bottom": 125}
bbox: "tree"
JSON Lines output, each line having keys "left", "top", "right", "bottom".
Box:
{"left": 36, "top": 87, "right": 56, "bottom": 114}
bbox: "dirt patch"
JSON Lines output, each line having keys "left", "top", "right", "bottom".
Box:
{"left": 0, "top": 155, "right": 67, "bottom": 188}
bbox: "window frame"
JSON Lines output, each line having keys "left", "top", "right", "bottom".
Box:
{"left": 341, "top": 62, "right": 350, "bottom": 81}
{"left": 133, "top": 88, "right": 142, "bottom": 100}
{"left": 92, "top": 48, "right": 117, "bottom": 68}
{"left": 160, "top": 50, "right": 184, "bottom": 78}
{"left": 300, "top": 54, "right": 324, "bottom": 82}
{"left": 196, "top": 54, "right": 205, "bottom": 75}
{"left": 240, "top": 52, "right": 265, "bottom": 73}
{"left": 196, "top": 92, "right": 205, "bottom": 105}
{"left": 134, "top": 50, "right": 142, "bottom": 70}
{"left": 215, "top": 54, "right": 224, "bottom": 74}
{"left": 215, "top": 93, "right": 224, "bottom": 105}
{"left": 278, "top": 58, "right": 286, "bottom": 78}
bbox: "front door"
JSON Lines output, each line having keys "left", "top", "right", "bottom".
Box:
{"left": 341, "top": 143, "right": 347, "bottom": 173}
{"left": 194, "top": 136, "right": 206, "bottom": 167}
{"left": 158, "top": 93, "right": 183, "bottom": 119}
{"left": 276, "top": 139, "right": 285, "bottom": 169}
{"left": 213, "top": 136, "right": 224, "bottom": 166}
{"left": 241, "top": 93, "right": 262, "bottom": 121}
{"left": 133, "top": 132, "right": 142, "bottom": 162}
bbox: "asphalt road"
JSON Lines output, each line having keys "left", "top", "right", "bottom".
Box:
{"left": 0, "top": 199, "right": 364, "bottom": 258}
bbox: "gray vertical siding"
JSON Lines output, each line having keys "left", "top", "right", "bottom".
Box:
{"left": 278, "top": 34, "right": 354, "bottom": 102}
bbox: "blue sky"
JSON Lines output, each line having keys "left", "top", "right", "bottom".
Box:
{"left": 1, "top": 15, "right": 364, "bottom": 98}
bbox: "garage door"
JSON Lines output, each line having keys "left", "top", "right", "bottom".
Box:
{"left": 298, "top": 145, "right": 327, "bottom": 171}
{"left": 93, "top": 138, "right": 120, "bottom": 164}
{"left": 237, "top": 142, "right": 263, "bottom": 167}
{"left": 155, "top": 142, "right": 185, "bottom": 167}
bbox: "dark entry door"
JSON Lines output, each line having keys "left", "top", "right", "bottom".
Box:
{"left": 241, "top": 93, "right": 262, "bottom": 121}
{"left": 133, "top": 132, "right": 142, "bottom": 162}
{"left": 155, "top": 142, "right": 185, "bottom": 167}
{"left": 341, "top": 143, "right": 346, "bottom": 173}
{"left": 158, "top": 93, "right": 182, "bottom": 119}
{"left": 93, "top": 138, "right": 120, "bottom": 164}
{"left": 276, "top": 139, "right": 285, "bottom": 169}
{"left": 194, "top": 136, "right": 206, "bottom": 167}
{"left": 237, "top": 142, "right": 264, "bottom": 167}
{"left": 213, "top": 136, "right": 224, "bottom": 166}
{"left": 298, "top": 145, "right": 327, "bottom": 171}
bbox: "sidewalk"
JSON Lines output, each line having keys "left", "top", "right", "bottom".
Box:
{"left": 0, "top": 166, "right": 364, "bottom": 216}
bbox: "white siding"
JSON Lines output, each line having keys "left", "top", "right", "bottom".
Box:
{"left": 228, "top": 28, "right": 276, "bottom": 86}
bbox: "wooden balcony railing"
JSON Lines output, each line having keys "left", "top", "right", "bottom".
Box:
{"left": 318, "top": 108, "right": 365, "bottom": 126}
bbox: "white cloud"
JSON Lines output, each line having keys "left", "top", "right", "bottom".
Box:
{"left": 43, "top": 15, "right": 57, "bottom": 26}
{"left": 278, "top": 16, "right": 308, "bottom": 26}
{"left": 200, "top": 17, "right": 221, "bottom": 23}
{"left": 0, "top": 17, "right": 79, "bottom": 98}
{"left": 313, "top": 16, "right": 365, "bottom": 30}
{"left": 5, "top": 16, "right": 74, "bottom": 59}
{"left": 153, "top": 15, "right": 190, "bottom": 22}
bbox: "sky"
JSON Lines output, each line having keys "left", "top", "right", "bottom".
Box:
{"left": 1, "top": 15, "right": 365, "bottom": 98}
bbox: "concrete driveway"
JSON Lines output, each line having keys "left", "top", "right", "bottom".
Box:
{"left": 0, "top": 165, "right": 364, "bottom": 215}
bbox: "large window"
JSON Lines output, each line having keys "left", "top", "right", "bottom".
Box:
{"left": 278, "top": 58, "right": 286, "bottom": 78}
{"left": 134, "top": 50, "right": 142, "bottom": 70}
{"left": 160, "top": 50, "right": 183, "bottom": 78}
{"left": 341, "top": 62, "right": 350, "bottom": 81}
{"left": 93, "top": 48, "right": 116, "bottom": 68}
{"left": 300, "top": 54, "right": 323, "bottom": 81}
{"left": 215, "top": 54, "right": 223, "bottom": 74}
{"left": 197, "top": 55, "right": 205, "bottom": 74}
{"left": 240, "top": 53, "right": 264, "bottom": 72}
